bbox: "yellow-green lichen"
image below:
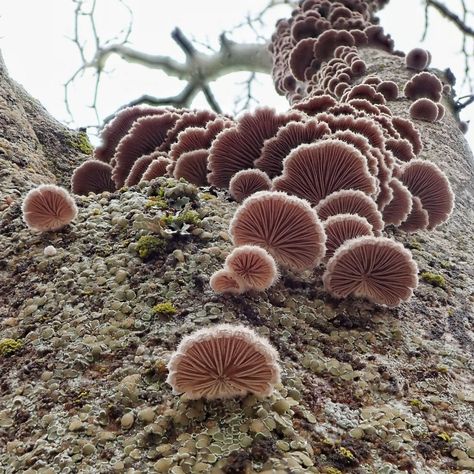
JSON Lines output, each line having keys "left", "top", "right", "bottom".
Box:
{"left": 407, "top": 239, "right": 422, "bottom": 251}
{"left": 0, "top": 338, "right": 23, "bottom": 356}
{"left": 68, "top": 131, "right": 94, "bottom": 155}
{"left": 136, "top": 235, "right": 164, "bottom": 259}
{"left": 151, "top": 302, "right": 177, "bottom": 317}
{"left": 438, "top": 432, "right": 451, "bottom": 442}
{"left": 410, "top": 399, "right": 423, "bottom": 408}
{"left": 145, "top": 196, "right": 168, "bottom": 209}
{"left": 338, "top": 447, "right": 355, "bottom": 460}
{"left": 161, "top": 210, "right": 201, "bottom": 227}
{"left": 200, "top": 192, "right": 216, "bottom": 201}
{"left": 421, "top": 271, "right": 446, "bottom": 289}
{"left": 325, "top": 468, "right": 343, "bottom": 474}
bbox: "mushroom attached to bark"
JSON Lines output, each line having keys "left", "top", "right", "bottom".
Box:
{"left": 229, "top": 191, "right": 326, "bottom": 270}
{"left": 316, "top": 189, "right": 384, "bottom": 236}
{"left": 229, "top": 169, "right": 272, "bottom": 203}
{"left": 141, "top": 156, "right": 172, "bottom": 182}
{"left": 208, "top": 107, "right": 302, "bottom": 188}
{"left": 409, "top": 98, "right": 439, "bottom": 122}
{"left": 382, "top": 178, "right": 413, "bottom": 226}
{"left": 376, "top": 81, "right": 399, "bottom": 101}
{"left": 404, "top": 72, "right": 443, "bottom": 102}
{"left": 405, "top": 48, "right": 431, "bottom": 71}
{"left": 323, "top": 214, "right": 374, "bottom": 261}
{"left": 323, "top": 236, "right": 418, "bottom": 306}
{"left": 173, "top": 149, "right": 209, "bottom": 187}
{"left": 170, "top": 118, "right": 233, "bottom": 162}
{"left": 399, "top": 160, "right": 454, "bottom": 229}
{"left": 94, "top": 105, "right": 164, "bottom": 163}
{"left": 399, "top": 196, "right": 429, "bottom": 232}
{"left": 391, "top": 117, "right": 423, "bottom": 155}
{"left": 71, "top": 160, "right": 116, "bottom": 195}
{"left": 112, "top": 112, "right": 180, "bottom": 188}
{"left": 210, "top": 269, "right": 244, "bottom": 295}
{"left": 224, "top": 245, "right": 279, "bottom": 291}
{"left": 273, "top": 140, "right": 377, "bottom": 206}
{"left": 22, "top": 184, "right": 78, "bottom": 232}
{"left": 125, "top": 155, "right": 155, "bottom": 186}
{"left": 255, "top": 120, "right": 330, "bottom": 178}
{"left": 289, "top": 38, "right": 318, "bottom": 81}
{"left": 166, "top": 324, "right": 281, "bottom": 399}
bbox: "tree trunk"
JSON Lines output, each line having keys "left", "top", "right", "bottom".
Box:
{"left": 0, "top": 51, "right": 91, "bottom": 202}
{"left": 1, "top": 3, "right": 474, "bottom": 473}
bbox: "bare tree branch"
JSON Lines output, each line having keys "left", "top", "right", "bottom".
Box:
{"left": 95, "top": 37, "right": 271, "bottom": 82}
{"left": 426, "top": 0, "right": 474, "bottom": 37}
{"left": 455, "top": 94, "right": 474, "bottom": 111}
{"left": 234, "top": 72, "right": 258, "bottom": 115}
{"left": 64, "top": 0, "right": 273, "bottom": 124}
{"left": 424, "top": 0, "right": 474, "bottom": 96}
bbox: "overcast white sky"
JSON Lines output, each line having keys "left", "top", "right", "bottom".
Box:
{"left": 1, "top": 0, "right": 472, "bottom": 148}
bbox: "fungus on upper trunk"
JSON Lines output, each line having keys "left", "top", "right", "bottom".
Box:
{"left": 382, "top": 178, "right": 413, "bottom": 226}
{"left": 207, "top": 107, "right": 302, "bottom": 188}
{"left": 169, "top": 118, "right": 234, "bottom": 162}
{"left": 316, "top": 189, "right": 384, "bottom": 236}
{"left": 409, "top": 98, "right": 439, "bottom": 122}
{"left": 273, "top": 139, "right": 377, "bottom": 206}
{"left": 255, "top": 120, "right": 331, "bottom": 178}
{"left": 404, "top": 72, "right": 443, "bottom": 102}
{"left": 405, "top": 48, "right": 431, "bottom": 71}
{"left": 160, "top": 110, "right": 218, "bottom": 152}
{"left": 141, "top": 156, "right": 172, "bottom": 182}
{"left": 94, "top": 105, "right": 166, "bottom": 163}
{"left": 323, "top": 214, "right": 373, "bottom": 261}
{"left": 112, "top": 112, "right": 180, "bottom": 188}
{"left": 173, "top": 149, "right": 209, "bottom": 187}
{"left": 209, "top": 269, "right": 244, "bottom": 295}
{"left": 399, "top": 160, "right": 454, "bottom": 229}
{"left": 399, "top": 196, "right": 429, "bottom": 233}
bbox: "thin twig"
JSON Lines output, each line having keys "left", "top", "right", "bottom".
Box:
{"left": 426, "top": 0, "right": 474, "bottom": 37}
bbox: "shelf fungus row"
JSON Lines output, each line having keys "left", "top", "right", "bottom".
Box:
{"left": 16, "top": 0, "right": 457, "bottom": 401}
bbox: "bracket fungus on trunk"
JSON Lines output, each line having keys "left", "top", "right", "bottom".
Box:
{"left": 207, "top": 107, "right": 302, "bottom": 188}
{"left": 224, "top": 245, "right": 279, "bottom": 291}
{"left": 316, "top": 189, "right": 384, "bottom": 236}
{"left": 255, "top": 120, "right": 330, "bottom": 178}
{"left": 323, "top": 214, "right": 374, "bottom": 261}
{"left": 78, "top": 0, "right": 457, "bottom": 322}
{"left": 399, "top": 160, "right": 454, "bottom": 229}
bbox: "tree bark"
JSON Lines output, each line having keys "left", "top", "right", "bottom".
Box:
{"left": 0, "top": 51, "right": 90, "bottom": 201}
{"left": 0, "top": 4, "right": 474, "bottom": 473}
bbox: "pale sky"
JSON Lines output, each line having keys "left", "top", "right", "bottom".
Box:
{"left": 1, "top": 0, "right": 472, "bottom": 148}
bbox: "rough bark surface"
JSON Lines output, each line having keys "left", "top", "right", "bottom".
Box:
{"left": 0, "top": 51, "right": 90, "bottom": 202}
{"left": 1, "top": 9, "right": 474, "bottom": 474}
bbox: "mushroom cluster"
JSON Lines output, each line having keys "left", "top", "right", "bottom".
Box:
{"left": 65, "top": 0, "right": 455, "bottom": 310}
{"left": 17, "top": 0, "right": 460, "bottom": 400}
{"left": 206, "top": 0, "right": 454, "bottom": 306}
